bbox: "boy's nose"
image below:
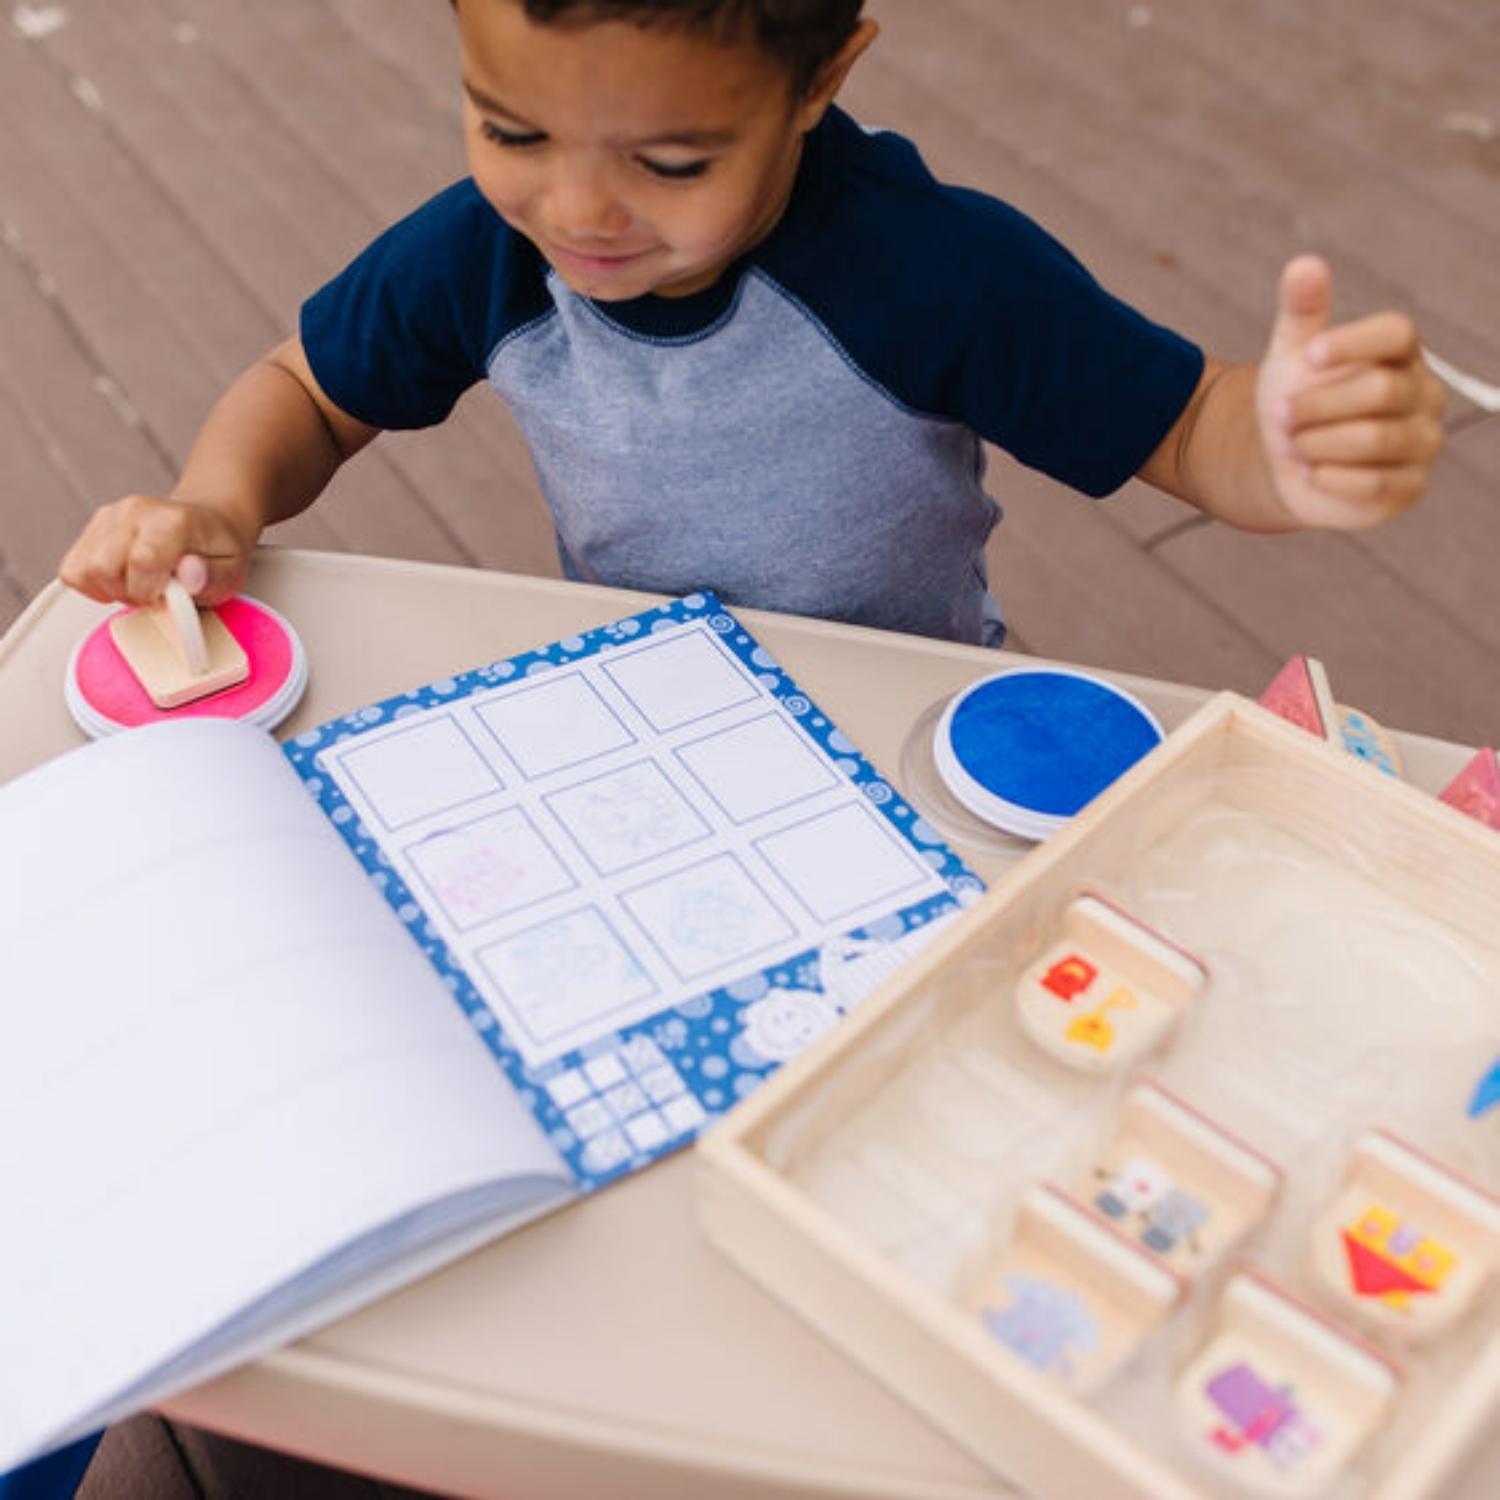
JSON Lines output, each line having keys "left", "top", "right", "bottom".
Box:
{"left": 544, "top": 164, "right": 633, "bottom": 243}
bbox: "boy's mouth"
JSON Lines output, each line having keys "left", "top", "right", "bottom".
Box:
{"left": 548, "top": 242, "right": 652, "bottom": 277}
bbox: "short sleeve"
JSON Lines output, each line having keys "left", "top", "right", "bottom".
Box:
{"left": 762, "top": 116, "right": 1205, "bottom": 499}
{"left": 300, "top": 180, "right": 540, "bottom": 430}
{"left": 935, "top": 188, "right": 1204, "bottom": 496}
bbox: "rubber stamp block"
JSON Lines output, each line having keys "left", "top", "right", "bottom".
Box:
{"left": 1310, "top": 1131, "right": 1500, "bottom": 1343}
{"left": 1016, "top": 893, "right": 1207, "bottom": 1074}
{"left": 1258, "top": 657, "right": 1338, "bottom": 744}
{"left": 1334, "top": 705, "right": 1403, "bottom": 779}
{"left": 1177, "top": 1271, "right": 1400, "bottom": 1498}
{"left": 108, "top": 580, "right": 249, "bottom": 708}
{"left": 1084, "top": 1082, "right": 1281, "bottom": 1278}
{"left": 968, "top": 1184, "right": 1181, "bottom": 1396}
{"left": 1439, "top": 747, "right": 1500, "bottom": 830}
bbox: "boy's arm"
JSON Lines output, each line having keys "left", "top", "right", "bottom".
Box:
{"left": 59, "top": 337, "right": 380, "bottom": 606}
{"left": 1138, "top": 256, "right": 1445, "bottom": 533}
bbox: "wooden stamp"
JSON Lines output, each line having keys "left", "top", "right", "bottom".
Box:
{"left": 1333, "top": 705, "right": 1403, "bottom": 779}
{"left": 1310, "top": 1131, "right": 1500, "bottom": 1343}
{"left": 1258, "top": 656, "right": 1338, "bottom": 745}
{"left": 968, "top": 1184, "right": 1181, "bottom": 1396}
{"left": 108, "top": 580, "right": 250, "bottom": 709}
{"left": 1469, "top": 1058, "right": 1500, "bottom": 1121}
{"left": 1015, "top": 893, "right": 1207, "bottom": 1073}
{"left": 1439, "top": 747, "right": 1500, "bottom": 831}
{"left": 1176, "top": 1271, "right": 1400, "bottom": 1497}
{"left": 1084, "top": 1082, "right": 1281, "bottom": 1277}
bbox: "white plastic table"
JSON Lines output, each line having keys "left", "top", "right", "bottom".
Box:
{"left": 3, "top": 549, "right": 1494, "bottom": 1500}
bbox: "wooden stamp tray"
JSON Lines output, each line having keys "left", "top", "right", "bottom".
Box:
{"left": 697, "top": 693, "right": 1500, "bottom": 1500}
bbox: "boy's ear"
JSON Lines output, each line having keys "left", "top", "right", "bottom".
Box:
{"left": 794, "top": 20, "right": 879, "bottom": 132}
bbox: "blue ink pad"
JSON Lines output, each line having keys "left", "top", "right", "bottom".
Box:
{"left": 933, "top": 669, "right": 1164, "bottom": 839}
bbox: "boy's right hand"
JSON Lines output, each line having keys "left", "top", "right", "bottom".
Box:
{"left": 58, "top": 494, "right": 254, "bottom": 607}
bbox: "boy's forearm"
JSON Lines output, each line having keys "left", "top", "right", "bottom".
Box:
{"left": 1141, "top": 359, "right": 1301, "bottom": 534}
{"left": 169, "top": 343, "right": 370, "bottom": 545}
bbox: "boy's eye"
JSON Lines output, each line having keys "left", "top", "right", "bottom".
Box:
{"left": 638, "top": 156, "right": 712, "bottom": 181}
{"left": 481, "top": 119, "right": 545, "bottom": 149}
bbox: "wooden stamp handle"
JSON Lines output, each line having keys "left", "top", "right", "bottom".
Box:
{"left": 149, "top": 578, "right": 209, "bottom": 676}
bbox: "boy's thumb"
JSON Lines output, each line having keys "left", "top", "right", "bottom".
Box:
{"left": 173, "top": 551, "right": 243, "bottom": 605}
{"left": 174, "top": 554, "right": 210, "bottom": 596}
{"left": 1267, "top": 254, "right": 1333, "bottom": 359}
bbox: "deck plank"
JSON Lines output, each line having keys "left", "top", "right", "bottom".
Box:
{"left": 1154, "top": 514, "right": 1499, "bottom": 744}
{"left": 0, "top": 380, "right": 94, "bottom": 598}
{"left": 983, "top": 455, "right": 1280, "bottom": 692}
{"left": 0, "top": 226, "right": 171, "bottom": 498}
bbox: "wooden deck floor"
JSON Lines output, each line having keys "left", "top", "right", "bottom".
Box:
{"left": 2, "top": 1, "right": 1496, "bottom": 1495}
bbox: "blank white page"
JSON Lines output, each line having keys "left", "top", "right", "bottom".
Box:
{"left": 0, "top": 719, "right": 570, "bottom": 1471}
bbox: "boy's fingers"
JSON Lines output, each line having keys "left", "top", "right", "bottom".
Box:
{"left": 1267, "top": 254, "right": 1333, "bottom": 360}
{"left": 58, "top": 501, "right": 148, "bottom": 602}
{"left": 1306, "top": 311, "right": 1421, "bottom": 372}
{"left": 123, "top": 536, "right": 179, "bottom": 604}
{"left": 1304, "top": 462, "right": 1428, "bottom": 522}
{"left": 1291, "top": 412, "right": 1445, "bottom": 466}
{"left": 120, "top": 501, "right": 207, "bottom": 603}
{"left": 1288, "top": 363, "right": 1444, "bottom": 429}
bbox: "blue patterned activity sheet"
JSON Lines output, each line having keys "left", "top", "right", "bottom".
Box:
{"left": 286, "top": 593, "right": 983, "bottom": 1190}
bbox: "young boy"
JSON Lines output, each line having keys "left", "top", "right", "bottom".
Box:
{"left": 59, "top": 0, "right": 1445, "bottom": 653}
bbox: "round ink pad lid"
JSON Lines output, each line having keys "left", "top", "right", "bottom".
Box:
{"left": 933, "top": 668, "right": 1164, "bottom": 840}
{"left": 64, "top": 595, "right": 308, "bottom": 740}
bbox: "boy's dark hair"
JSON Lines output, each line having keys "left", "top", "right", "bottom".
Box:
{"left": 519, "top": 0, "right": 865, "bottom": 92}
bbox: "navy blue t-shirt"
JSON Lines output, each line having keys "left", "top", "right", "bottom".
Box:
{"left": 303, "top": 107, "right": 1203, "bottom": 643}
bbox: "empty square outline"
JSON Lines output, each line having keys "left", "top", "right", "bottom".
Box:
{"left": 475, "top": 675, "right": 635, "bottom": 780}
{"left": 675, "top": 714, "right": 839, "bottom": 824}
{"left": 601, "top": 629, "right": 759, "bottom": 733}
{"left": 332, "top": 717, "right": 502, "bottom": 831}
{"left": 753, "top": 803, "right": 932, "bottom": 924}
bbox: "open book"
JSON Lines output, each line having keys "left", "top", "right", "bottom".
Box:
{"left": 0, "top": 590, "right": 981, "bottom": 1472}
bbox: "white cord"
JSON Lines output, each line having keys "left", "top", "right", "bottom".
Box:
{"left": 1425, "top": 348, "right": 1500, "bottom": 414}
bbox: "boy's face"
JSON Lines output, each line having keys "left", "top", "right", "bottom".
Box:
{"left": 455, "top": 1, "right": 862, "bottom": 300}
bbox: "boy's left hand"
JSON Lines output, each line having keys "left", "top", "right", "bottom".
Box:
{"left": 1256, "top": 255, "right": 1446, "bottom": 529}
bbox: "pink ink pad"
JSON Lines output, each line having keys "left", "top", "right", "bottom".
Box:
{"left": 64, "top": 595, "right": 307, "bottom": 738}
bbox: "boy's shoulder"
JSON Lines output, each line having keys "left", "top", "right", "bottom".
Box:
{"left": 775, "top": 109, "right": 1080, "bottom": 287}
{"left": 301, "top": 179, "right": 551, "bottom": 428}
{"left": 758, "top": 109, "right": 1202, "bottom": 496}
{"left": 759, "top": 107, "right": 1113, "bottom": 372}
{"left": 350, "top": 178, "right": 546, "bottom": 302}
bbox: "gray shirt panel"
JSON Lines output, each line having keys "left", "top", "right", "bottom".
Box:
{"left": 487, "top": 270, "right": 1000, "bottom": 642}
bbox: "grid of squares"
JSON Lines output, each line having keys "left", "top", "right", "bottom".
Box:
{"left": 298, "top": 599, "right": 967, "bottom": 1194}
{"left": 544, "top": 1036, "right": 708, "bottom": 1175}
